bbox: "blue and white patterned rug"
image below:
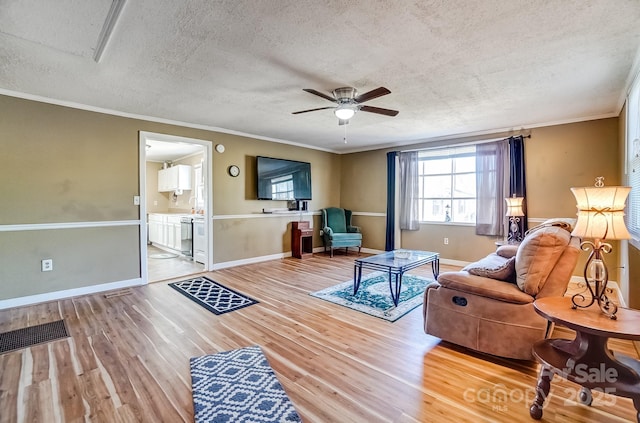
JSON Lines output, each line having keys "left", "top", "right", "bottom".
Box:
{"left": 169, "top": 276, "right": 258, "bottom": 315}
{"left": 190, "top": 345, "right": 302, "bottom": 423}
{"left": 310, "top": 272, "right": 436, "bottom": 322}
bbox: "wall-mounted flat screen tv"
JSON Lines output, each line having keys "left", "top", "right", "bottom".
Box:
{"left": 256, "top": 156, "right": 312, "bottom": 200}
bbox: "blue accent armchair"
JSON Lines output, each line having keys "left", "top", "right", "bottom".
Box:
{"left": 321, "top": 207, "right": 362, "bottom": 257}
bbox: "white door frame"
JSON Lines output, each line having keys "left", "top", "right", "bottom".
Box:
{"left": 138, "top": 131, "right": 213, "bottom": 283}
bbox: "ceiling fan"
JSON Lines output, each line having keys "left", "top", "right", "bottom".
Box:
{"left": 292, "top": 86, "right": 399, "bottom": 125}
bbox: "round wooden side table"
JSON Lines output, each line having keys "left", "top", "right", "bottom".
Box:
{"left": 529, "top": 296, "right": 640, "bottom": 422}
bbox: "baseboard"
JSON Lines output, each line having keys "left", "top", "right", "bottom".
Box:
{"left": 212, "top": 252, "right": 292, "bottom": 270}
{"left": 0, "top": 278, "right": 145, "bottom": 310}
{"left": 440, "top": 258, "right": 470, "bottom": 267}
{"left": 212, "top": 247, "right": 390, "bottom": 270}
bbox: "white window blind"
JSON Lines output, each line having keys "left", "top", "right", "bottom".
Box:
{"left": 626, "top": 73, "right": 640, "bottom": 237}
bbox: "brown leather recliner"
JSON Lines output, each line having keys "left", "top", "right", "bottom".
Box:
{"left": 423, "top": 223, "right": 580, "bottom": 360}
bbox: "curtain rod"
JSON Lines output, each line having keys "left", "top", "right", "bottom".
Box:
{"left": 401, "top": 133, "right": 531, "bottom": 153}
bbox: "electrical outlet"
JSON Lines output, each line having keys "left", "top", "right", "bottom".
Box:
{"left": 41, "top": 259, "right": 53, "bottom": 272}
{"left": 444, "top": 237, "right": 449, "bottom": 245}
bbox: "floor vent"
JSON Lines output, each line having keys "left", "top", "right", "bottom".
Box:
{"left": 0, "top": 320, "right": 69, "bottom": 354}
{"left": 104, "top": 288, "right": 133, "bottom": 299}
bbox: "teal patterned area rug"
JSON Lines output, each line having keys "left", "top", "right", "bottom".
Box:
{"left": 310, "top": 272, "right": 436, "bottom": 322}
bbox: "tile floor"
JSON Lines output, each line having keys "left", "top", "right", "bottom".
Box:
{"left": 147, "top": 244, "right": 205, "bottom": 282}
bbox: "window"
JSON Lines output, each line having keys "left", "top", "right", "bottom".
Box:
{"left": 418, "top": 146, "right": 476, "bottom": 223}
{"left": 626, "top": 72, "right": 640, "bottom": 238}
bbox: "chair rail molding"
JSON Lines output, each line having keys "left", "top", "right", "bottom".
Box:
{"left": 0, "top": 220, "right": 140, "bottom": 232}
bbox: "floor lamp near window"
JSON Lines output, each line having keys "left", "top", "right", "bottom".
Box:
{"left": 570, "top": 177, "right": 631, "bottom": 319}
{"left": 505, "top": 196, "right": 525, "bottom": 243}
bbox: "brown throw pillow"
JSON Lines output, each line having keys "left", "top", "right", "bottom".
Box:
{"left": 515, "top": 226, "right": 571, "bottom": 295}
{"left": 496, "top": 244, "right": 519, "bottom": 259}
{"left": 463, "top": 253, "right": 516, "bottom": 282}
{"left": 524, "top": 218, "right": 575, "bottom": 237}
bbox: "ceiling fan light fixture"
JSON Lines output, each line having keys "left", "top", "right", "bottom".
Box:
{"left": 334, "top": 105, "right": 355, "bottom": 120}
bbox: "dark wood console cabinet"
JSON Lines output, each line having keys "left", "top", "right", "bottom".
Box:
{"left": 292, "top": 221, "right": 313, "bottom": 259}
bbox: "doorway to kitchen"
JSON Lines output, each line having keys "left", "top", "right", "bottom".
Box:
{"left": 139, "top": 132, "right": 213, "bottom": 283}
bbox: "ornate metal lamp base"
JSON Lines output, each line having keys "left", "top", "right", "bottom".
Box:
{"left": 571, "top": 240, "right": 618, "bottom": 319}
{"left": 507, "top": 216, "right": 522, "bottom": 243}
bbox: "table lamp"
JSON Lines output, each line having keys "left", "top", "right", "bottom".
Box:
{"left": 570, "top": 177, "right": 631, "bottom": 319}
{"left": 505, "top": 196, "right": 525, "bottom": 243}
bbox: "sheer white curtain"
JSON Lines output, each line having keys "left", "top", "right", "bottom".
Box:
{"left": 399, "top": 151, "right": 419, "bottom": 230}
{"left": 475, "top": 140, "right": 509, "bottom": 236}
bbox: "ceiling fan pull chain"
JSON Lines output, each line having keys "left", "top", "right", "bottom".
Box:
{"left": 344, "top": 122, "right": 348, "bottom": 144}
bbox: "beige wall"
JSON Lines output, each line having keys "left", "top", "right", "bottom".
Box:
{"left": 340, "top": 149, "right": 387, "bottom": 213}
{"left": 525, "top": 119, "right": 620, "bottom": 218}
{"left": 338, "top": 149, "right": 388, "bottom": 251}
{"left": 212, "top": 139, "right": 341, "bottom": 215}
{"left": 145, "top": 162, "right": 170, "bottom": 213}
{"left": 1, "top": 95, "right": 143, "bottom": 300}
{"left": 0, "top": 92, "right": 625, "bottom": 303}
{"left": 526, "top": 119, "right": 621, "bottom": 279}
{"left": 341, "top": 118, "right": 621, "bottom": 271}
{"left": 0, "top": 94, "right": 339, "bottom": 301}
{"left": 0, "top": 227, "right": 140, "bottom": 299}
{"left": 214, "top": 214, "right": 323, "bottom": 263}
{"left": 0, "top": 97, "right": 139, "bottom": 224}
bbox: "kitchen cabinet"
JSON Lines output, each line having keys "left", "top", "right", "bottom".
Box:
{"left": 166, "top": 215, "right": 183, "bottom": 251}
{"left": 158, "top": 165, "right": 192, "bottom": 192}
{"left": 148, "top": 214, "right": 165, "bottom": 245}
{"left": 148, "top": 213, "right": 192, "bottom": 255}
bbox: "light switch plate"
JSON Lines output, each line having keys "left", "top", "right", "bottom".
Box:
{"left": 133, "top": 195, "right": 140, "bottom": 205}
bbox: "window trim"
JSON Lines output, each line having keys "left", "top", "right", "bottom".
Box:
{"left": 417, "top": 146, "right": 477, "bottom": 224}
{"left": 626, "top": 70, "right": 640, "bottom": 247}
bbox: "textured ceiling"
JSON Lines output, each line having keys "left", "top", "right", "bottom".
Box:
{"left": 145, "top": 139, "right": 204, "bottom": 163}
{"left": 1, "top": 0, "right": 640, "bottom": 153}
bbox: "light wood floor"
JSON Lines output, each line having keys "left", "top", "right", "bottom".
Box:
{"left": 1, "top": 254, "right": 638, "bottom": 422}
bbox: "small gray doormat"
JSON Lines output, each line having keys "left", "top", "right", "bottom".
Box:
{"left": 0, "top": 320, "right": 69, "bottom": 354}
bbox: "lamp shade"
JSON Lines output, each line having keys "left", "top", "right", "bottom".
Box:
{"left": 505, "top": 197, "right": 525, "bottom": 217}
{"left": 570, "top": 186, "right": 631, "bottom": 240}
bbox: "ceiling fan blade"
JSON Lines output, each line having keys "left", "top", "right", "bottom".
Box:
{"left": 338, "top": 119, "right": 349, "bottom": 126}
{"left": 360, "top": 105, "right": 399, "bottom": 117}
{"left": 292, "top": 106, "right": 335, "bottom": 115}
{"left": 303, "top": 88, "right": 337, "bottom": 103}
{"left": 354, "top": 87, "right": 391, "bottom": 103}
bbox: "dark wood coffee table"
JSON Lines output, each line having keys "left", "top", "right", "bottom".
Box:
{"left": 529, "top": 296, "right": 640, "bottom": 422}
{"left": 353, "top": 250, "right": 439, "bottom": 306}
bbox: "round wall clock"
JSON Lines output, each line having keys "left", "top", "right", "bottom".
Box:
{"left": 215, "top": 144, "right": 225, "bottom": 153}
{"left": 228, "top": 165, "right": 240, "bottom": 177}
